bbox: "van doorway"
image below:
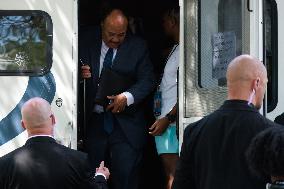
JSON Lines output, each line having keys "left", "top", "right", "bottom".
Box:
{"left": 77, "top": 0, "right": 174, "bottom": 188}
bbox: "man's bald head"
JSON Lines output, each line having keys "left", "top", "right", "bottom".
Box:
{"left": 226, "top": 55, "right": 267, "bottom": 109}
{"left": 227, "top": 55, "right": 266, "bottom": 85}
{"left": 101, "top": 9, "right": 128, "bottom": 49}
{"left": 103, "top": 9, "right": 128, "bottom": 27}
{"left": 21, "top": 97, "right": 55, "bottom": 136}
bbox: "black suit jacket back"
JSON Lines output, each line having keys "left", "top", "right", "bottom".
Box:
{"left": 0, "top": 136, "right": 107, "bottom": 189}
{"left": 173, "top": 100, "right": 272, "bottom": 189}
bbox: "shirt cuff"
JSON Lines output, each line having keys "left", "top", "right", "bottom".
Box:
{"left": 94, "top": 173, "right": 107, "bottom": 180}
{"left": 122, "top": 92, "right": 134, "bottom": 106}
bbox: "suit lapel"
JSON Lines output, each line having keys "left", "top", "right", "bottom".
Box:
{"left": 112, "top": 36, "right": 129, "bottom": 69}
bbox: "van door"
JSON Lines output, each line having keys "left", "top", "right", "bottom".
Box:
{"left": 179, "top": 0, "right": 263, "bottom": 144}
{"left": 0, "top": 0, "right": 78, "bottom": 156}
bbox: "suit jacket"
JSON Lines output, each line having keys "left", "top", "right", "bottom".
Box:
{"left": 79, "top": 27, "right": 155, "bottom": 149}
{"left": 172, "top": 100, "right": 271, "bottom": 189}
{"left": 0, "top": 136, "right": 108, "bottom": 189}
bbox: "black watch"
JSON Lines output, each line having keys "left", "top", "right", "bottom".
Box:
{"left": 165, "top": 113, "right": 176, "bottom": 123}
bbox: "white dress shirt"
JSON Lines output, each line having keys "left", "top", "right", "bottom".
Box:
{"left": 94, "top": 41, "right": 134, "bottom": 113}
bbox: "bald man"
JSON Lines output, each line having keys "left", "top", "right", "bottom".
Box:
{"left": 0, "top": 97, "right": 109, "bottom": 189}
{"left": 79, "top": 7, "right": 154, "bottom": 189}
{"left": 172, "top": 55, "right": 272, "bottom": 189}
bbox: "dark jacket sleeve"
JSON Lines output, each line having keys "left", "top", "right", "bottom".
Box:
{"left": 93, "top": 175, "right": 108, "bottom": 189}
{"left": 0, "top": 154, "right": 11, "bottom": 189}
{"left": 0, "top": 158, "right": 5, "bottom": 188}
{"left": 79, "top": 154, "right": 108, "bottom": 189}
{"left": 126, "top": 39, "right": 155, "bottom": 105}
{"left": 172, "top": 118, "right": 207, "bottom": 189}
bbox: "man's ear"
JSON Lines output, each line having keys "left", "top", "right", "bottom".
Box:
{"left": 252, "top": 77, "right": 260, "bottom": 90}
{"left": 21, "top": 120, "right": 26, "bottom": 130}
{"left": 256, "top": 78, "right": 260, "bottom": 87}
{"left": 51, "top": 114, "right": 56, "bottom": 125}
{"left": 254, "top": 77, "right": 260, "bottom": 89}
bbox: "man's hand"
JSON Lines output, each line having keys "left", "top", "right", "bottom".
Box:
{"left": 96, "top": 161, "right": 110, "bottom": 180}
{"left": 106, "top": 94, "right": 127, "bottom": 113}
{"left": 81, "top": 65, "right": 91, "bottom": 79}
{"left": 149, "top": 117, "right": 170, "bottom": 136}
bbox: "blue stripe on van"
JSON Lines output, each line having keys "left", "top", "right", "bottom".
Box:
{"left": 0, "top": 72, "right": 56, "bottom": 146}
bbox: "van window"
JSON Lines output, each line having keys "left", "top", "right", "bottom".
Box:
{"left": 183, "top": 0, "right": 250, "bottom": 118}
{"left": 0, "top": 10, "right": 52, "bottom": 75}
{"left": 265, "top": 0, "right": 278, "bottom": 113}
{"left": 198, "top": 0, "right": 250, "bottom": 88}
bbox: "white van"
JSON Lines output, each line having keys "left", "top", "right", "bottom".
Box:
{"left": 0, "top": 0, "right": 78, "bottom": 156}
{"left": 0, "top": 0, "right": 282, "bottom": 156}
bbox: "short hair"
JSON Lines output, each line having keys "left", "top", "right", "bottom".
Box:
{"left": 161, "top": 0, "right": 180, "bottom": 24}
{"left": 100, "top": 3, "right": 128, "bottom": 23}
{"left": 246, "top": 125, "right": 284, "bottom": 179}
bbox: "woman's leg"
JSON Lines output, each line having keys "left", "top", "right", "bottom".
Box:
{"left": 160, "top": 153, "right": 179, "bottom": 189}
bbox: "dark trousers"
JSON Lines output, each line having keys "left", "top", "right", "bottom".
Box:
{"left": 86, "top": 113, "right": 142, "bottom": 189}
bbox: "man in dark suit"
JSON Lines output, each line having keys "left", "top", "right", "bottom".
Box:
{"left": 80, "top": 8, "right": 155, "bottom": 189}
{"left": 0, "top": 97, "right": 109, "bottom": 189}
{"left": 172, "top": 55, "right": 272, "bottom": 189}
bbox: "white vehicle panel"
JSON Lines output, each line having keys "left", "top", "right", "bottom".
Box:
{"left": 0, "top": 0, "right": 78, "bottom": 156}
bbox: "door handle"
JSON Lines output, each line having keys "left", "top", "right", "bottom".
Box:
{"left": 247, "top": 0, "right": 253, "bottom": 12}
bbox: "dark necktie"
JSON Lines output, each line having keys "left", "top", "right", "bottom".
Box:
{"left": 103, "top": 48, "right": 114, "bottom": 134}
{"left": 103, "top": 48, "right": 113, "bottom": 68}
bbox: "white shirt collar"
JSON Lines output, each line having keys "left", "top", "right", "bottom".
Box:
{"left": 102, "top": 40, "right": 118, "bottom": 51}
{"left": 28, "top": 135, "right": 54, "bottom": 140}
{"left": 102, "top": 41, "right": 108, "bottom": 50}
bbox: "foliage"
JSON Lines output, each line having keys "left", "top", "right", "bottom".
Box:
{"left": 0, "top": 15, "right": 48, "bottom": 71}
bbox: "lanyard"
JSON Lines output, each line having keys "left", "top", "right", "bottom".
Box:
{"left": 158, "top": 44, "right": 179, "bottom": 85}
{"left": 165, "top": 44, "right": 179, "bottom": 64}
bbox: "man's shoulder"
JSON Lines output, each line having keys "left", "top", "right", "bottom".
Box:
{"left": 262, "top": 116, "right": 280, "bottom": 128}
{"left": 0, "top": 145, "right": 26, "bottom": 168}
{"left": 182, "top": 117, "right": 210, "bottom": 151}
{"left": 215, "top": 105, "right": 275, "bottom": 130}
{"left": 1, "top": 142, "right": 86, "bottom": 160}
{"left": 125, "top": 34, "right": 147, "bottom": 48}
{"left": 275, "top": 113, "right": 284, "bottom": 126}
{"left": 56, "top": 143, "right": 88, "bottom": 159}
{"left": 246, "top": 111, "right": 275, "bottom": 128}
{"left": 184, "top": 117, "right": 209, "bottom": 138}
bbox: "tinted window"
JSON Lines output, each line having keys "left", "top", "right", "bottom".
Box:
{"left": 0, "top": 11, "right": 52, "bottom": 75}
